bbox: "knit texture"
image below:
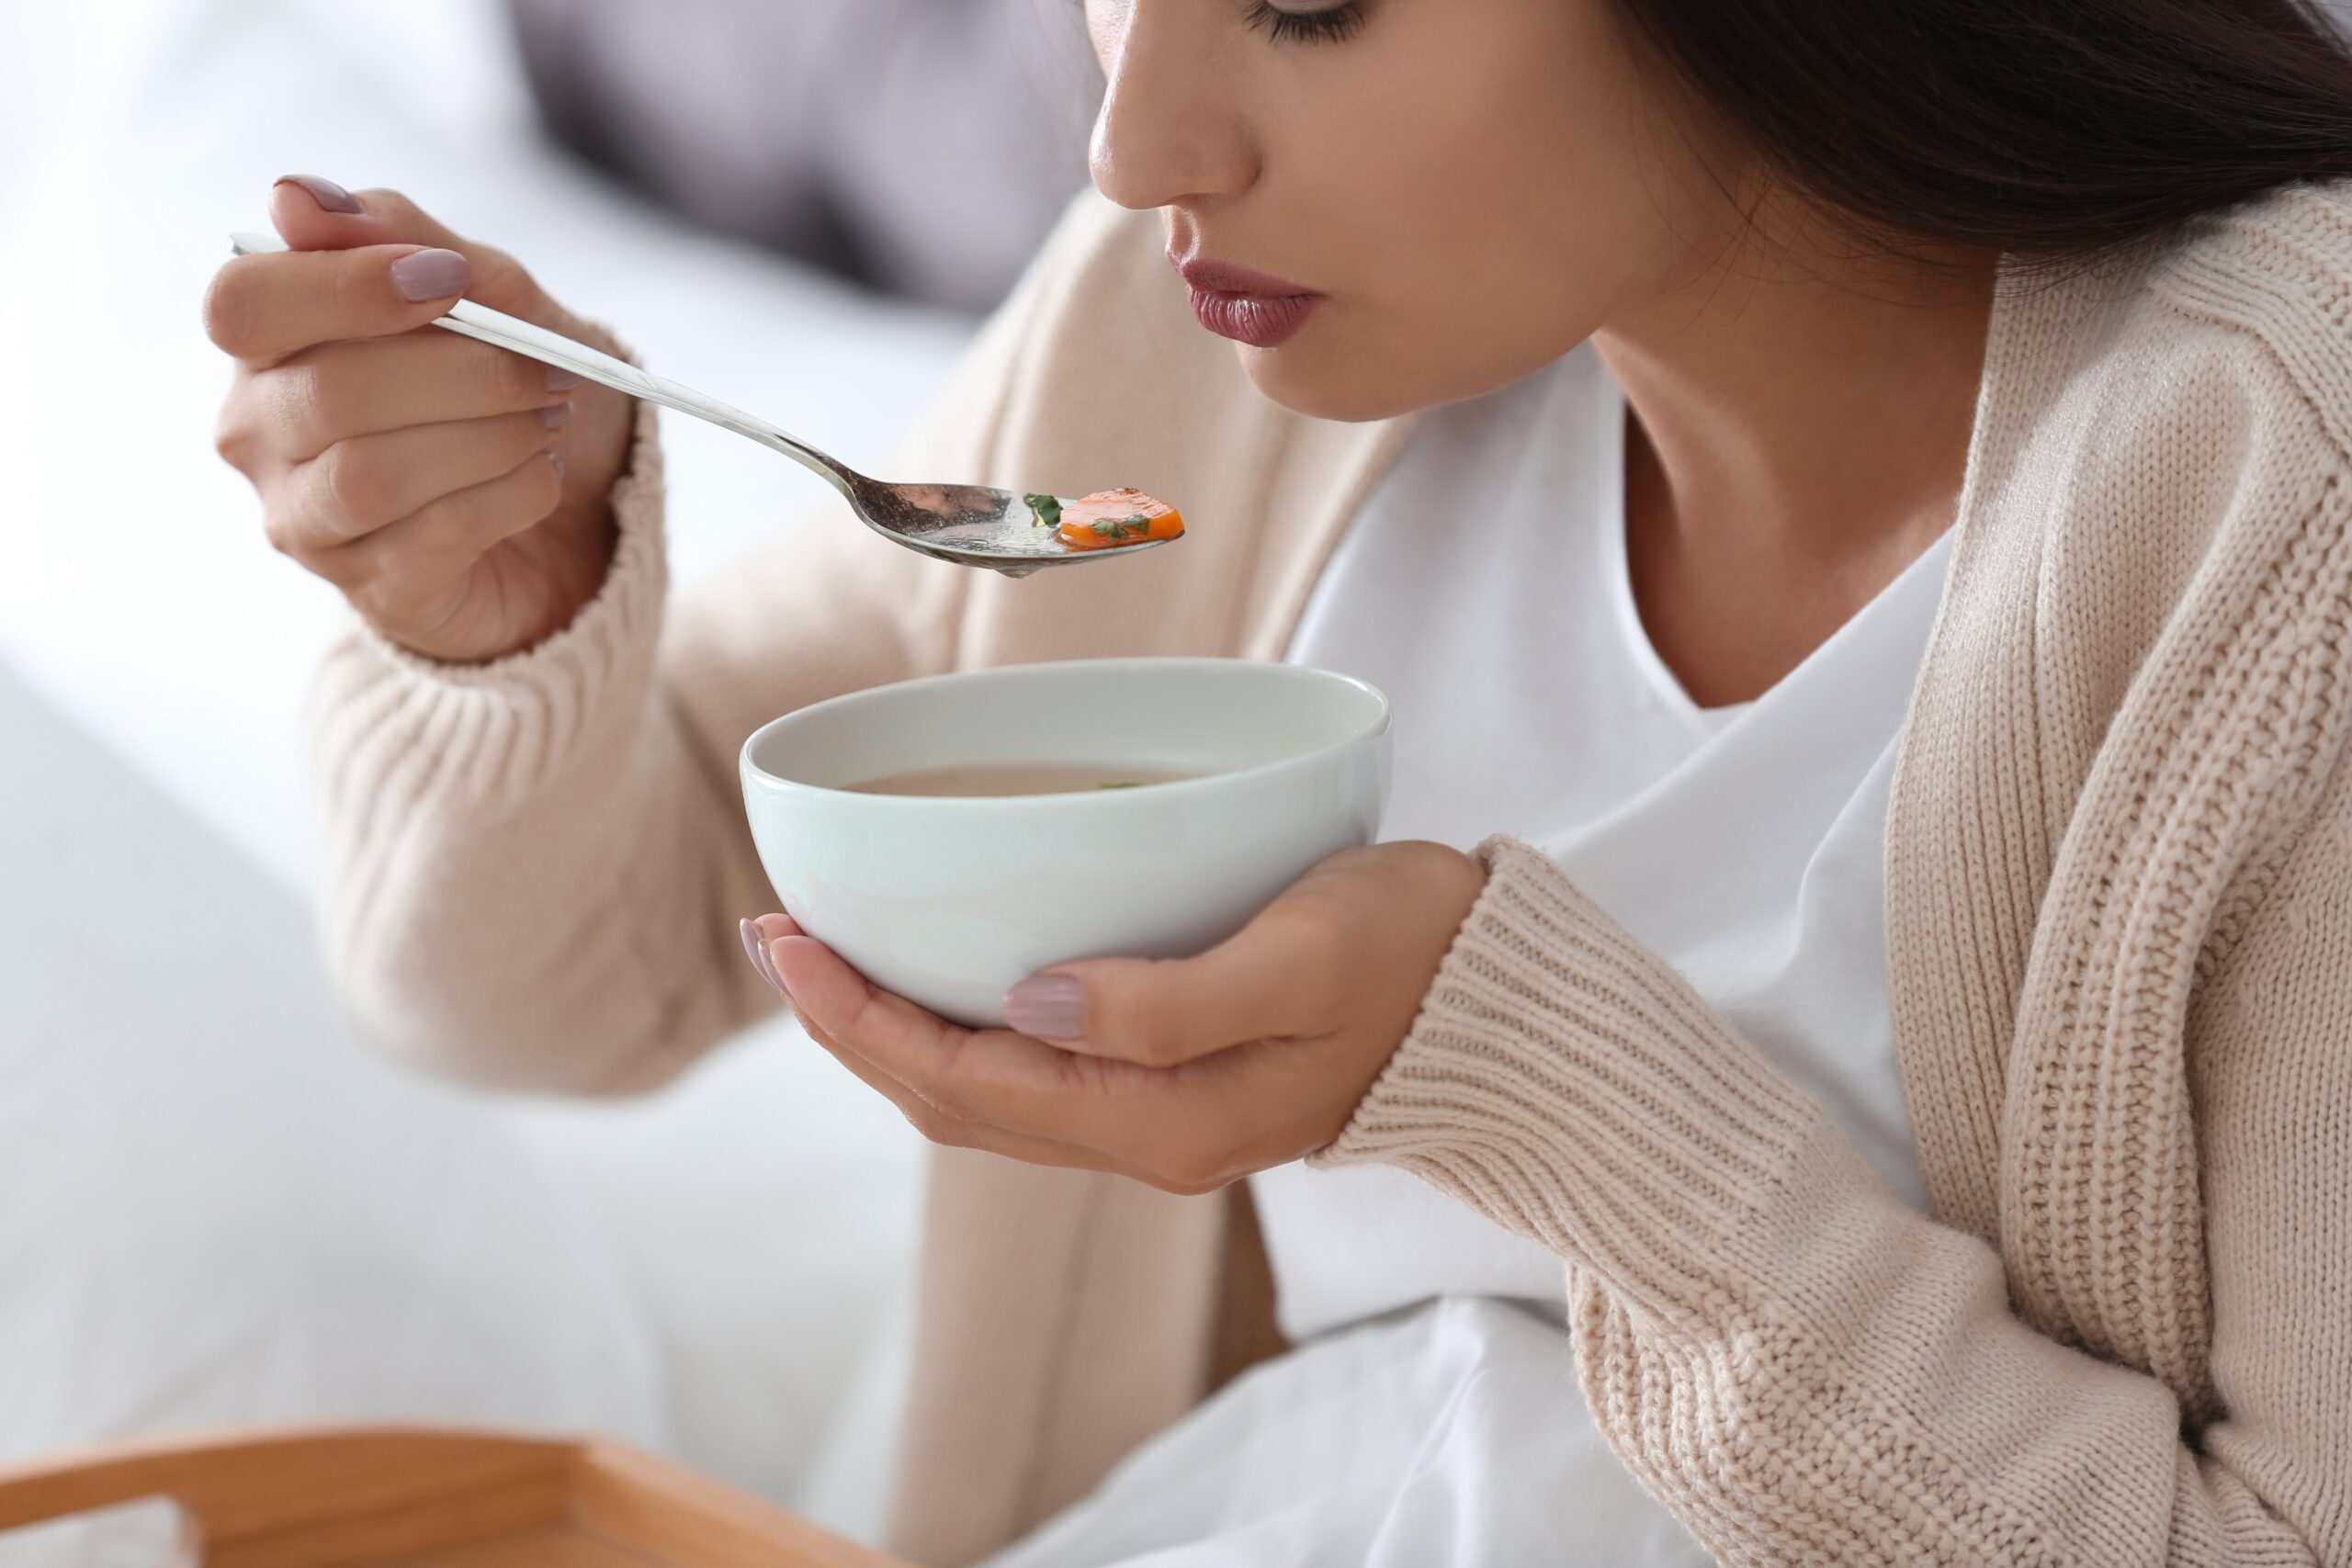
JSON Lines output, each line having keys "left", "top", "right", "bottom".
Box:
{"left": 306, "top": 183, "right": 2352, "bottom": 1564}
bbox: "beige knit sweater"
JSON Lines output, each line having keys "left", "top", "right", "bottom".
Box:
{"left": 309, "top": 183, "right": 2352, "bottom": 1565}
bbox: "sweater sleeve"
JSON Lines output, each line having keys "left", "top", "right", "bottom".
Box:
{"left": 1317, "top": 834, "right": 2351, "bottom": 1565}
{"left": 300, "top": 222, "right": 1068, "bottom": 1091}
{"left": 306, "top": 395, "right": 759, "bottom": 1093}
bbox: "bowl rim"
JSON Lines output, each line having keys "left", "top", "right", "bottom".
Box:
{"left": 738, "top": 656, "right": 1392, "bottom": 810}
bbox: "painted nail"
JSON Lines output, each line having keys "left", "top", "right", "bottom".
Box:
{"left": 741, "top": 919, "right": 784, "bottom": 995}
{"left": 1004, "top": 975, "right": 1086, "bottom": 1039}
{"left": 540, "top": 401, "right": 574, "bottom": 430}
{"left": 275, "top": 174, "right": 362, "bottom": 214}
{"left": 546, "top": 367, "right": 582, "bottom": 391}
{"left": 548, "top": 450, "right": 566, "bottom": 482}
{"left": 390, "top": 247, "right": 469, "bottom": 302}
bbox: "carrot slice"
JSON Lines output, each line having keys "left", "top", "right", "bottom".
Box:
{"left": 1055, "top": 488, "right": 1185, "bottom": 551}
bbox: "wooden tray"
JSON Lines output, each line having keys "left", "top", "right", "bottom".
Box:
{"left": 0, "top": 1427, "right": 909, "bottom": 1566}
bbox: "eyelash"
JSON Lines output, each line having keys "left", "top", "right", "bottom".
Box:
{"left": 1242, "top": 0, "right": 1366, "bottom": 44}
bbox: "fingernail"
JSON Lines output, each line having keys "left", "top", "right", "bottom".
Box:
{"left": 1004, "top": 975, "right": 1086, "bottom": 1039}
{"left": 741, "top": 919, "right": 784, "bottom": 995}
{"left": 546, "top": 367, "right": 582, "bottom": 391}
{"left": 275, "top": 174, "right": 362, "bottom": 214}
{"left": 548, "top": 450, "right": 566, "bottom": 482}
{"left": 540, "top": 401, "right": 574, "bottom": 430}
{"left": 390, "top": 247, "right": 469, "bottom": 302}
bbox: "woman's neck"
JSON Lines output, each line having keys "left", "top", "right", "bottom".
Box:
{"left": 1591, "top": 231, "right": 1997, "bottom": 706}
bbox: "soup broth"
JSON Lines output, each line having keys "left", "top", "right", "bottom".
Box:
{"left": 849, "top": 762, "right": 1199, "bottom": 797}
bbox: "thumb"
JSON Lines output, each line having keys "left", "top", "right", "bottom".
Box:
{"left": 1007, "top": 901, "right": 1336, "bottom": 1064}
{"left": 266, "top": 175, "right": 561, "bottom": 325}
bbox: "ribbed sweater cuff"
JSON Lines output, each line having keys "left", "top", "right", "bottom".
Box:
{"left": 1317, "top": 835, "right": 1826, "bottom": 1316}
{"left": 309, "top": 393, "right": 670, "bottom": 815}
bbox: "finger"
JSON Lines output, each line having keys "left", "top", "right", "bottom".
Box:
{"left": 269, "top": 174, "right": 466, "bottom": 254}
{"left": 269, "top": 177, "right": 562, "bottom": 327}
{"left": 1006, "top": 899, "right": 1343, "bottom": 1066}
{"left": 204, "top": 243, "right": 474, "bottom": 366}
{"left": 326, "top": 449, "right": 565, "bottom": 612}
{"left": 765, "top": 936, "right": 1123, "bottom": 1114}
{"left": 254, "top": 333, "right": 580, "bottom": 459}
{"left": 799, "top": 1015, "right": 1147, "bottom": 1178}
{"left": 764, "top": 942, "right": 1159, "bottom": 1177}
{"left": 739, "top": 913, "right": 801, "bottom": 996}
{"left": 765, "top": 934, "right": 978, "bottom": 1091}
{"left": 748, "top": 913, "right": 804, "bottom": 944}
{"left": 769, "top": 934, "right": 1236, "bottom": 1174}
{"left": 284, "top": 409, "right": 563, "bottom": 552}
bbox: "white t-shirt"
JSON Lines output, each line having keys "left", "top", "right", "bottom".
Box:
{"left": 985, "top": 344, "right": 1952, "bottom": 1568}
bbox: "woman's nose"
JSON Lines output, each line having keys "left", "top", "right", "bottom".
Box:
{"left": 1089, "top": 1, "right": 1259, "bottom": 212}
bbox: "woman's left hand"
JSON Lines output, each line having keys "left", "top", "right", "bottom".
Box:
{"left": 742, "top": 842, "right": 1487, "bottom": 1194}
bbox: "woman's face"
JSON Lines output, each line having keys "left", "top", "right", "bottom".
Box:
{"left": 1083, "top": 0, "right": 1756, "bottom": 421}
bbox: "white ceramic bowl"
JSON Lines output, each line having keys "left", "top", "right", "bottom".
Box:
{"left": 740, "top": 658, "right": 1392, "bottom": 1027}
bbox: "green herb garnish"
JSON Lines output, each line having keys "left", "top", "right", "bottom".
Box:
{"left": 1023, "top": 493, "right": 1063, "bottom": 529}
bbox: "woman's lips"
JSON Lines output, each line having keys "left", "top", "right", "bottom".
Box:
{"left": 1175, "top": 256, "right": 1320, "bottom": 348}
{"left": 1186, "top": 288, "right": 1319, "bottom": 348}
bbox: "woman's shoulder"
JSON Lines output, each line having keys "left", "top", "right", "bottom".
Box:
{"left": 2133, "top": 177, "right": 2352, "bottom": 466}
{"left": 2156, "top": 175, "right": 2352, "bottom": 323}
{"left": 1989, "top": 179, "right": 2352, "bottom": 581}
{"left": 1962, "top": 183, "right": 2352, "bottom": 788}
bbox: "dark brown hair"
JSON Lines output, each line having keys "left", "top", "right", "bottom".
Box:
{"left": 1614, "top": 0, "right": 2352, "bottom": 265}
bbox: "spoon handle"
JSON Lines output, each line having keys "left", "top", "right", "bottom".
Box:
{"left": 226, "top": 231, "right": 856, "bottom": 497}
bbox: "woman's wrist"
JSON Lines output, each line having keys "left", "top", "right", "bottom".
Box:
{"left": 1316, "top": 836, "right": 1823, "bottom": 1276}
{"left": 312, "top": 394, "right": 671, "bottom": 829}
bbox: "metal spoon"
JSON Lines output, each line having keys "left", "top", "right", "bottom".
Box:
{"left": 228, "top": 231, "right": 1177, "bottom": 577}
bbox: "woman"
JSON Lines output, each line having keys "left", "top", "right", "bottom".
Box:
{"left": 205, "top": 1, "right": 2352, "bottom": 1563}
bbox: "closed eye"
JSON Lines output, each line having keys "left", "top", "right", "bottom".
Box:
{"left": 1243, "top": 0, "right": 1367, "bottom": 44}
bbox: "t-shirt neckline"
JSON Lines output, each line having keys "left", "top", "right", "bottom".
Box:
{"left": 1598, "top": 371, "right": 1955, "bottom": 730}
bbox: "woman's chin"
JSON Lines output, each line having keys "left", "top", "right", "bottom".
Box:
{"left": 1236, "top": 341, "right": 1421, "bottom": 424}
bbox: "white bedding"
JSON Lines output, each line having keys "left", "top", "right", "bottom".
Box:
{"left": 0, "top": 0, "right": 970, "bottom": 1547}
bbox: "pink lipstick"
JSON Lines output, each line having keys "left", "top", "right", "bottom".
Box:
{"left": 1174, "top": 255, "right": 1320, "bottom": 348}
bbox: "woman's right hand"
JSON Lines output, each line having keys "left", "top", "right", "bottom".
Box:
{"left": 206, "top": 176, "right": 639, "bottom": 664}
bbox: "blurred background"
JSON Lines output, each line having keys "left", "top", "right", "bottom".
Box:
{"left": 0, "top": 0, "right": 1098, "bottom": 1557}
